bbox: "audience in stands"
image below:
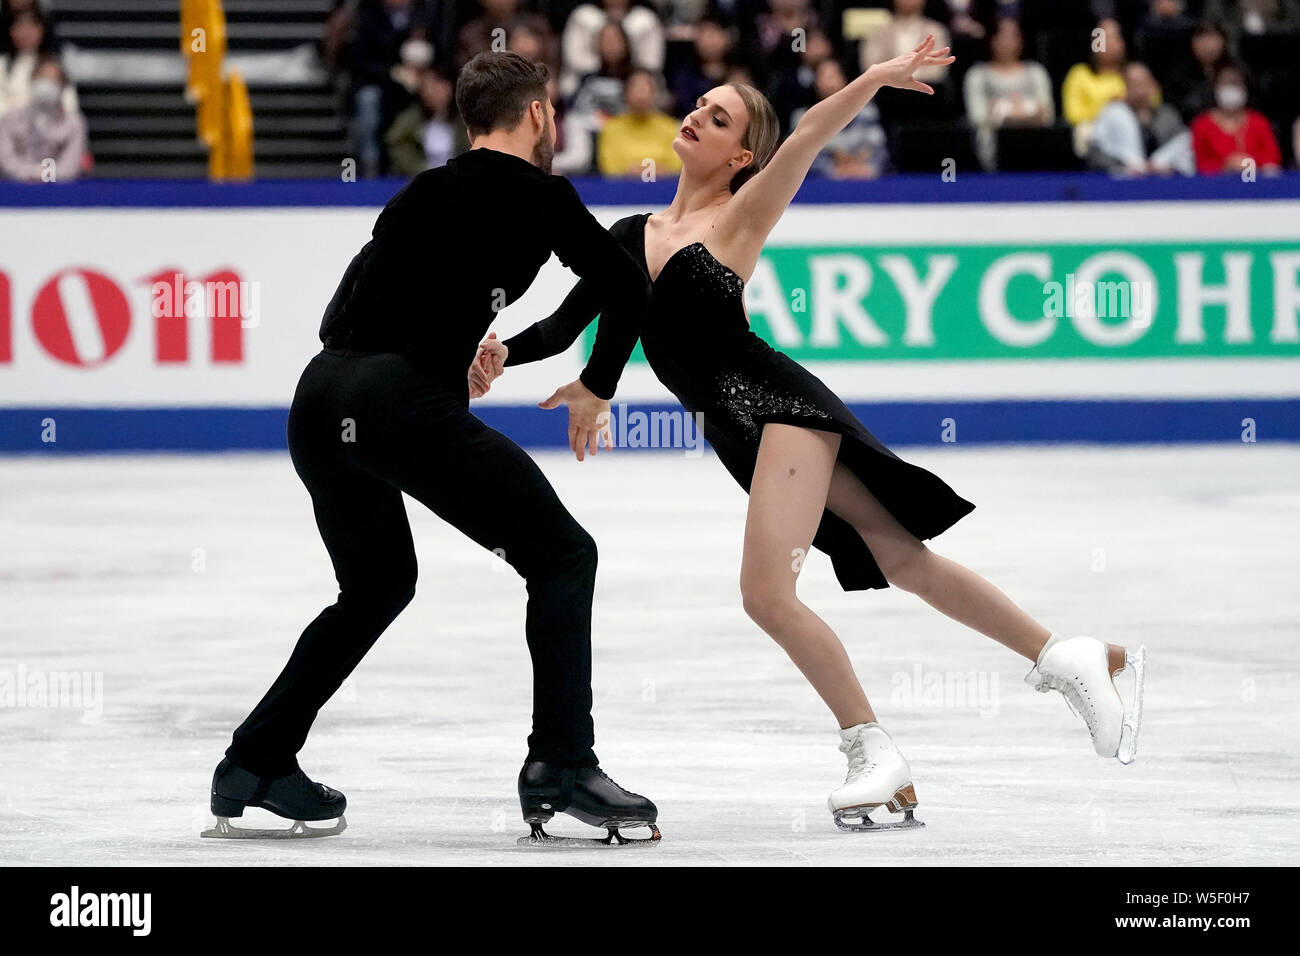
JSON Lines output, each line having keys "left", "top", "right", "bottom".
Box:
{"left": 860, "top": 0, "right": 952, "bottom": 84}
{"left": 597, "top": 66, "right": 681, "bottom": 175}
{"left": 1089, "top": 61, "right": 1194, "bottom": 175}
{"left": 0, "top": 0, "right": 55, "bottom": 57}
{"left": 1190, "top": 60, "right": 1282, "bottom": 173}
{"left": 790, "top": 58, "right": 889, "bottom": 178}
{"left": 0, "top": 57, "right": 85, "bottom": 182}
{"left": 1062, "top": 16, "right": 1128, "bottom": 155}
{"left": 302, "top": 0, "right": 1300, "bottom": 180}
{"left": 347, "top": 0, "right": 436, "bottom": 177}
{"left": 384, "top": 65, "right": 468, "bottom": 174}
{"left": 565, "top": 18, "right": 635, "bottom": 165}
{"left": 0, "top": 8, "right": 75, "bottom": 115}
{"left": 749, "top": 0, "right": 824, "bottom": 85}
{"left": 668, "top": 17, "right": 734, "bottom": 118}
{"left": 561, "top": 0, "right": 665, "bottom": 99}
{"left": 963, "top": 17, "right": 1054, "bottom": 170}
{"left": 1204, "top": 0, "right": 1300, "bottom": 38}
{"left": 765, "top": 25, "right": 832, "bottom": 136}
{"left": 1135, "top": 0, "right": 1196, "bottom": 81}
{"left": 455, "top": 0, "right": 557, "bottom": 74}
{"left": 1165, "top": 18, "right": 1234, "bottom": 121}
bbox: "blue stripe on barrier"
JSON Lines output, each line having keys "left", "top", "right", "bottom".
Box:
{"left": 2, "top": 172, "right": 1298, "bottom": 208}
{"left": 2, "top": 399, "right": 1295, "bottom": 453}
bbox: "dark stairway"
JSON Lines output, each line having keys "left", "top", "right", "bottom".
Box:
{"left": 52, "top": 0, "right": 348, "bottom": 178}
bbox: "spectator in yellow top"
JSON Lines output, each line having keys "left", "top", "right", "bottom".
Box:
{"left": 597, "top": 68, "right": 681, "bottom": 178}
{"left": 1062, "top": 17, "right": 1128, "bottom": 155}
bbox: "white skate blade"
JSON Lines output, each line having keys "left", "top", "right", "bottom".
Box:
{"left": 832, "top": 805, "right": 925, "bottom": 832}
{"left": 517, "top": 822, "right": 661, "bottom": 848}
{"left": 1116, "top": 644, "right": 1146, "bottom": 765}
{"left": 201, "top": 815, "right": 347, "bottom": 839}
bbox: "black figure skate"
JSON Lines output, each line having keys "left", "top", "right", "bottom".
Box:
{"left": 201, "top": 757, "right": 347, "bottom": 839}
{"left": 517, "top": 761, "right": 660, "bottom": 848}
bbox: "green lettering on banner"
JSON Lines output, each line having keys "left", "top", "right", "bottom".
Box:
{"left": 586, "top": 242, "right": 1300, "bottom": 362}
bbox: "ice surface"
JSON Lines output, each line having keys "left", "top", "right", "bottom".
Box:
{"left": 1, "top": 444, "right": 1297, "bottom": 866}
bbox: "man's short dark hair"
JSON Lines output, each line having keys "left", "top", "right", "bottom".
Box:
{"left": 455, "top": 51, "right": 550, "bottom": 139}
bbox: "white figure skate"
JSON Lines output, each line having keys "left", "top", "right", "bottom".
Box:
{"left": 1025, "top": 634, "right": 1146, "bottom": 764}
{"left": 827, "top": 722, "right": 924, "bottom": 831}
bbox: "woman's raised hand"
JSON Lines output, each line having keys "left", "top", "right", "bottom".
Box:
{"left": 867, "top": 34, "right": 955, "bottom": 96}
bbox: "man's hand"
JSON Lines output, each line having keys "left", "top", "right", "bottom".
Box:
{"left": 538, "top": 379, "right": 612, "bottom": 461}
{"left": 468, "top": 331, "right": 508, "bottom": 398}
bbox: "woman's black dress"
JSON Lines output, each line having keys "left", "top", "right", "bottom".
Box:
{"left": 503, "top": 212, "right": 975, "bottom": 590}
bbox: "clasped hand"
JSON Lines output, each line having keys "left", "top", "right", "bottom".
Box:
{"left": 469, "top": 333, "right": 612, "bottom": 461}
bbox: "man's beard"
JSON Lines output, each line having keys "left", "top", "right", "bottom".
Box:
{"left": 532, "top": 126, "right": 555, "bottom": 175}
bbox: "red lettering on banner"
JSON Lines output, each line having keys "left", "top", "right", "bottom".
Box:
{"left": 204, "top": 270, "right": 244, "bottom": 362}
{"left": 141, "top": 268, "right": 245, "bottom": 363}
{"left": 144, "top": 269, "right": 188, "bottom": 363}
{"left": 32, "top": 269, "right": 131, "bottom": 367}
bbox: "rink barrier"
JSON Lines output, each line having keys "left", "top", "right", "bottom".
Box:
{"left": 2, "top": 398, "right": 1295, "bottom": 453}
{"left": 1, "top": 171, "right": 1299, "bottom": 207}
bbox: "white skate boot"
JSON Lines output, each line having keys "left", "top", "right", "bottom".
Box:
{"left": 1025, "top": 633, "right": 1146, "bottom": 764}
{"left": 827, "top": 722, "right": 923, "bottom": 831}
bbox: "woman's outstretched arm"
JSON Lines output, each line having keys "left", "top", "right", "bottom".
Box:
{"left": 499, "top": 275, "right": 602, "bottom": 367}
{"left": 717, "top": 35, "right": 954, "bottom": 259}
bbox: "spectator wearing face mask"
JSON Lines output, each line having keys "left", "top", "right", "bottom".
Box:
{"left": 346, "top": 0, "right": 436, "bottom": 178}
{"left": 0, "top": 57, "right": 87, "bottom": 182}
{"left": 0, "top": 8, "right": 76, "bottom": 115}
{"left": 1190, "top": 62, "right": 1282, "bottom": 174}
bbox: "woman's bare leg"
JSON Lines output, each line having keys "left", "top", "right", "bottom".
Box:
{"left": 826, "top": 462, "right": 1051, "bottom": 662}
{"left": 740, "top": 424, "right": 877, "bottom": 728}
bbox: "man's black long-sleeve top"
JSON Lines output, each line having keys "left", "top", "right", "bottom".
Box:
{"left": 318, "top": 146, "right": 647, "bottom": 399}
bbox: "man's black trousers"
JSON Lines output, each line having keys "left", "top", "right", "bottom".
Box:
{"left": 225, "top": 348, "right": 599, "bottom": 778}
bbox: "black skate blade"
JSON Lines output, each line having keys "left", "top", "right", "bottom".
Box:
{"left": 517, "top": 822, "right": 661, "bottom": 848}
{"left": 201, "top": 815, "right": 347, "bottom": 839}
{"left": 832, "top": 807, "right": 924, "bottom": 832}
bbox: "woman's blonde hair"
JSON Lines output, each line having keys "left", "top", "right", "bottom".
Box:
{"left": 727, "top": 82, "right": 780, "bottom": 193}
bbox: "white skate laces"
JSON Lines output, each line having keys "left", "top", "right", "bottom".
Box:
{"left": 839, "top": 723, "right": 882, "bottom": 780}
{"left": 1025, "top": 634, "right": 1146, "bottom": 764}
{"left": 827, "top": 723, "right": 923, "bottom": 831}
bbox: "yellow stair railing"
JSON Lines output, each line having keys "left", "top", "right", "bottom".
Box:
{"left": 181, "top": 0, "right": 252, "bottom": 181}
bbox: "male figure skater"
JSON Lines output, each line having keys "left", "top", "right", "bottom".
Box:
{"left": 205, "top": 52, "right": 658, "bottom": 846}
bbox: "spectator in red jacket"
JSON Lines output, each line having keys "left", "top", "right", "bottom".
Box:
{"left": 1190, "top": 62, "right": 1282, "bottom": 175}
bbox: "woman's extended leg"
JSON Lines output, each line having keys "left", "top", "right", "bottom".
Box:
{"left": 740, "top": 424, "right": 877, "bottom": 728}
{"left": 825, "top": 462, "right": 1051, "bottom": 662}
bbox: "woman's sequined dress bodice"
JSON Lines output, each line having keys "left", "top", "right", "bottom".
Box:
{"left": 641, "top": 241, "right": 833, "bottom": 441}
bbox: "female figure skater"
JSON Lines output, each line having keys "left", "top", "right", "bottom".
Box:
{"left": 474, "top": 37, "right": 1145, "bottom": 830}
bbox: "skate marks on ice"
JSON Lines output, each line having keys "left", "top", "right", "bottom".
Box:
{"left": 0, "top": 447, "right": 1298, "bottom": 864}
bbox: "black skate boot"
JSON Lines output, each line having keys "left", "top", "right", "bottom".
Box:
{"left": 201, "top": 757, "right": 347, "bottom": 839}
{"left": 517, "top": 761, "right": 660, "bottom": 847}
